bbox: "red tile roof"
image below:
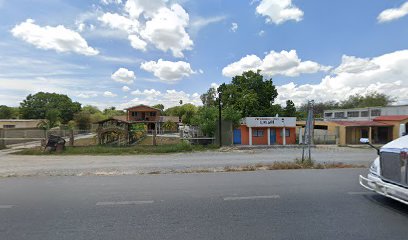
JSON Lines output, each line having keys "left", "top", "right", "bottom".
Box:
{"left": 374, "top": 115, "right": 408, "bottom": 121}
{"left": 332, "top": 121, "right": 393, "bottom": 127}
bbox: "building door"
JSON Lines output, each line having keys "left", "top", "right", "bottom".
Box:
{"left": 270, "top": 129, "right": 276, "bottom": 144}
{"left": 233, "top": 129, "right": 241, "bottom": 144}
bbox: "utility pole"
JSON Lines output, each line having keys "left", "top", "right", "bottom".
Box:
{"left": 218, "top": 92, "right": 222, "bottom": 147}
{"left": 302, "top": 100, "right": 314, "bottom": 162}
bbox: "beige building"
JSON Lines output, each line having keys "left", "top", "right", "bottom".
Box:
{"left": 0, "top": 119, "right": 44, "bottom": 129}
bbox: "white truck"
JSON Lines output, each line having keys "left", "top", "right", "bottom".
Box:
{"left": 359, "top": 134, "right": 408, "bottom": 205}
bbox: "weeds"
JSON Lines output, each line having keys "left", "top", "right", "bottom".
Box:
{"left": 13, "top": 142, "right": 219, "bottom": 155}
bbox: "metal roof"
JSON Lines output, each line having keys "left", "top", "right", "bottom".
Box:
{"left": 331, "top": 121, "right": 393, "bottom": 127}
{"left": 374, "top": 115, "right": 408, "bottom": 121}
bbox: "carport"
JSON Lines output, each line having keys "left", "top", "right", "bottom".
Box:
{"left": 333, "top": 121, "right": 393, "bottom": 144}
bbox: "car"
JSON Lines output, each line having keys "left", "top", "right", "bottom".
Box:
{"left": 359, "top": 135, "right": 408, "bottom": 205}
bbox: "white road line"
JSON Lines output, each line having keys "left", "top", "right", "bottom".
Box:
{"left": 96, "top": 200, "right": 154, "bottom": 206}
{"left": 223, "top": 195, "right": 280, "bottom": 201}
{"left": 0, "top": 205, "right": 14, "bottom": 209}
{"left": 347, "top": 191, "right": 373, "bottom": 195}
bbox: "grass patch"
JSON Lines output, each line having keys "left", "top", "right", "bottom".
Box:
{"left": 13, "top": 142, "right": 219, "bottom": 155}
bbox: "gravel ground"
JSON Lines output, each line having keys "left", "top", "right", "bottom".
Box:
{"left": 0, "top": 146, "right": 377, "bottom": 177}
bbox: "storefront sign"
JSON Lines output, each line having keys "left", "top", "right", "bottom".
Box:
{"left": 244, "top": 117, "right": 296, "bottom": 127}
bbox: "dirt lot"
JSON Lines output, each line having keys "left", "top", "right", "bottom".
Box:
{"left": 0, "top": 146, "right": 376, "bottom": 177}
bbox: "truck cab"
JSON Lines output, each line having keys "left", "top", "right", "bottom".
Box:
{"left": 359, "top": 135, "right": 408, "bottom": 204}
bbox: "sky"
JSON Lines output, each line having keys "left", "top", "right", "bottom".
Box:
{"left": 1, "top": 0, "right": 408, "bottom": 110}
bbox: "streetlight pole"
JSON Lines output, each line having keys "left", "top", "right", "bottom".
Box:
{"left": 218, "top": 92, "right": 222, "bottom": 147}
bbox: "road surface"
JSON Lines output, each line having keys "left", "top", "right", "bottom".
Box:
{"left": 1, "top": 169, "right": 407, "bottom": 240}
{"left": 0, "top": 147, "right": 377, "bottom": 177}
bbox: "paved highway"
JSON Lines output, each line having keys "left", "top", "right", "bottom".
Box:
{"left": 1, "top": 169, "right": 407, "bottom": 240}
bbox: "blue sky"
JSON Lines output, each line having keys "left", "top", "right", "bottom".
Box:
{"left": 1, "top": 0, "right": 408, "bottom": 109}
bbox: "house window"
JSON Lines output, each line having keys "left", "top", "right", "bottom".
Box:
{"left": 324, "top": 112, "right": 333, "bottom": 118}
{"left": 361, "top": 111, "right": 369, "bottom": 117}
{"left": 131, "top": 112, "right": 138, "bottom": 117}
{"left": 3, "top": 125, "right": 15, "bottom": 129}
{"left": 253, "top": 129, "right": 264, "bottom": 137}
{"left": 371, "top": 109, "right": 381, "bottom": 117}
{"left": 347, "top": 111, "right": 359, "bottom": 117}
{"left": 150, "top": 112, "right": 156, "bottom": 116}
{"left": 280, "top": 129, "right": 290, "bottom": 137}
{"left": 334, "top": 112, "right": 345, "bottom": 118}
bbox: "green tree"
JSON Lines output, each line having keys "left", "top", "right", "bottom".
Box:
{"left": 200, "top": 87, "right": 217, "bottom": 107}
{"left": 0, "top": 105, "right": 15, "bottom": 119}
{"left": 283, "top": 100, "right": 297, "bottom": 117}
{"left": 340, "top": 92, "right": 395, "bottom": 109}
{"left": 162, "top": 120, "right": 177, "bottom": 131}
{"left": 164, "top": 104, "right": 197, "bottom": 125}
{"left": 19, "top": 92, "right": 81, "bottom": 123}
{"left": 218, "top": 70, "right": 279, "bottom": 117}
{"left": 103, "top": 107, "right": 125, "bottom": 118}
{"left": 152, "top": 104, "right": 165, "bottom": 111}
{"left": 45, "top": 109, "right": 61, "bottom": 128}
{"left": 191, "top": 106, "right": 218, "bottom": 136}
{"left": 191, "top": 106, "right": 242, "bottom": 137}
{"left": 82, "top": 105, "right": 101, "bottom": 114}
{"left": 74, "top": 111, "right": 92, "bottom": 130}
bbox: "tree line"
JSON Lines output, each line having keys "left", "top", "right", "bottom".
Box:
{"left": 0, "top": 71, "right": 395, "bottom": 134}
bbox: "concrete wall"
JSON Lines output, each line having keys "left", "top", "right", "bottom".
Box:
{"left": 0, "top": 120, "right": 42, "bottom": 129}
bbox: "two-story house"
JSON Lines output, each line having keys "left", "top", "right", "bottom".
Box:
{"left": 125, "top": 104, "right": 181, "bottom": 132}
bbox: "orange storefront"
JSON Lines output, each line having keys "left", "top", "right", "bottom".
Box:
{"left": 233, "top": 117, "right": 297, "bottom": 145}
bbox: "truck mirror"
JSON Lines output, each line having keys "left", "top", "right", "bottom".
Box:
{"left": 360, "top": 138, "right": 369, "bottom": 144}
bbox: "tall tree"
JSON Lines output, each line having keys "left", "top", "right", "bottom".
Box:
{"left": 200, "top": 87, "right": 217, "bottom": 107}
{"left": 152, "top": 104, "right": 165, "bottom": 111}
{"left": 0, "top": 105, "right": 15, "bottom": 119}
{"left": 164, "top": 104, "right": 198, "bottom": 125}
{"left": 340, "top": 92, "right": 395, "bottom": 109}
{"left": 19, "top": 92, "right": 81, "bottom": 123}
{"left": 218, "top": 70, "right": 279, "bottom": 117}
{"left": 283, "top": 100, "right": 297, "bottom": 117}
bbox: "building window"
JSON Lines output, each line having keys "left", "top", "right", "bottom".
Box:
{"left": 131, "top": 112, "right": 138, "bottom": 117}
{"left": 371, "top": 109, "right": 381, "bottom": 117}
{"left": 3, "top": 125, "right": 15, "bottom": 129}
{"left": 280, "top": 129, "right": 290, "bottom": 137}
{"left": 253, "top": 129, "right": 264, "bottom": 137}
{"left": 324, "top": 112, "right": 333, "bottom": 118}
{"left": 150, "top": 112, "right": 156, "bottom": 116}
{"left": 361, "top": 111, "right": 369, "bottom": 117}
{"left": 334, "top": 112, "right": 345, "bottom": 118}
{"left": 347, "top": 111, "right": 359, "bottom": 118}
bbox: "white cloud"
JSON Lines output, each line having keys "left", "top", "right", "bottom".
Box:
{"left": 333, "top": 55, "right": 379, "bottom": 74}
{"left": 103, "top": 91, "right": 117, "bottom": 97}
{"left": 11, "top": 19, "right": 99, "bottom": 56}
{"left": 276, "top": 50, "right": 408, "bottom": 106}
{"left": 77, "top": 92, "right": 98, "bottom": 98}
{"left": 128, "top": 34, "right": 147, "bottom": 51}
{"left": 222, "top": 50, "right": 329, "bottom": 77}
{"left": 378, "top": 2, "right": 408, "bottom": 23}
{"left": 122, "top": 86, "right": 130, "bottom": 92}
{"left": 111, "top": 68, "right": 136, "bottom": 84}
{"left": 256, "top": 0, "right": 304, "bottom": 25}
{"left": 98, "top": 12, "right": 139, "bottom": 33}
{"left": 211, "top": 82, "right": 219, "bottom": 89}
{"left": 190, "top": 15, "right": 226, "bottom": 34}
{"left": 122, "top": 88, "right": 201, "bottom": 109}
{"left": 258, "top": 30, "right": 265, "bottom": 36}
{"left": 140, "top": 4, "right": 193, "bottom": 57}
{"left": 101, "top": 0, "right": 122, "bottom": 5}
{"left": 125, "top": 0, "right": 165, "bottom": 19}
{"left": 140, "top": 59, "right": 195, "bottom": 82}
{"left": 231, "top": 22, "right": 238, "bottom": 32}
{"left": 98, "top": 1, "right": 193, "bottom": 57}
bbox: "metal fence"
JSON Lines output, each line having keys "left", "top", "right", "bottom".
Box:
{"left": 0, "top": 128, "right": 94, "bottom": 148}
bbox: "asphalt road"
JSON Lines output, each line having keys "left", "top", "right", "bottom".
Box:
{"left": 0, "top": 147, "right": 377, "bottom": 177}
{"left": 1, "top": 169, "right": 408, "bottom": 240}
